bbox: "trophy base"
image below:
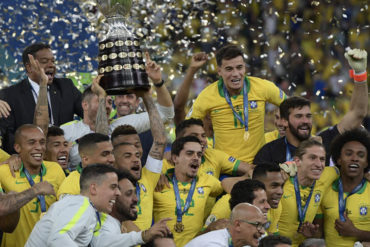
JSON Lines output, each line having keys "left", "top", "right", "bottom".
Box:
{"left": 100, "top": 71, "right": 150, "bottom": 95}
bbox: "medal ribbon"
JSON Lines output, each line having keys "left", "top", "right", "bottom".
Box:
{"left": 227, "top": 229, "right": 234, "bottom": 247}
{"left": 338, "top": 178, "right": 365, "bottom": 222}
{"left": 294, "top": 175, "right": 315, "bottom": 229}
{"left": 172, "top": 174, "right": 196, "bottom": 223}
{"left": 136, "top": 183, "right": 141, "bottom": 203}
{"left": 222, "top": 77, "right": 249, "bottom": 133}
{"left": 284, "top": 137, "right": 294, "bottom": 162}
{"left": 23, "top": 164, "right": 46, "bottom": 213}
{"left": 90, "top": 201, "right": 102, "bottom": 231}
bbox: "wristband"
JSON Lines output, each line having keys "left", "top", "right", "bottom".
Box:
{"left": 153, "top": 79, "right": 165, "bottom": 88}
{"left": 349, "top": 69, "right": 367, "bottom": 82}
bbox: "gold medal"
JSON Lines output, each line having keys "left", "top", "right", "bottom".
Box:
{"left": 39, "top": 212, "right": 46, "bottom": 220}
{"left": 244, "top": 131, "right": 250, "bottom": 141}
{"left": 174, "top": 222, "right": 184, "bottom": 233}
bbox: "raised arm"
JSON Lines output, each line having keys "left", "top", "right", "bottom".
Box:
{"left": 29, "top": 54, "right": 50, "bottom": 136}
{"left": 145, "top": 52, "right": 173, "bottom": 108}
{"left": 139, "top": 91, "right": 167, "bottom": 160}
{"left": 173, "top": 52, "right": 208, "bottom": 125}
{"left": 337, "top": 48, "right": 368, "bottom": 133}
{"left": 92, "top": 75, "right": 110, "bottom": 135}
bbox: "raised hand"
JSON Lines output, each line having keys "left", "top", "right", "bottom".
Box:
{"left": 143, "top": 217, "right": 172, "bottom": 243}
{"left": 189, "top": 52, "right": 208, "bottom": 71}
{"left": 344, "top": 48, "right": 367, "bottom": 73}
{"left": 91, "top": 75, "right": 106, "bottom": 98}
{"left": 0, "top": 100, "right": 11, "bottom": 118}
{"left": 145, "top": 52, "right": 162, "bottom": 84}
{"left": 28, "top": 54, "right": 48, "bottom": 85}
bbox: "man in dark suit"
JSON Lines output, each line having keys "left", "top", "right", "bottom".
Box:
{"left": 0, "top": 43, "right": 83, "bottom": 153}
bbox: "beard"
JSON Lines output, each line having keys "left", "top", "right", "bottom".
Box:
{"left": 288, "top": 122, "right": 311, "bottom": 141}
{"left": 117, "top": 201, "right": 138, "bottom": 221}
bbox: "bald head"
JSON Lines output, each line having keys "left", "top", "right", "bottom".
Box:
{"left": 14, "top": 124, "right": 44, "bottom": 144}
{"left": 229, "top": 203, "right": 266, "bottom": 247}
{"left": 231, "top": 203, "right": 262, "bottom": 222}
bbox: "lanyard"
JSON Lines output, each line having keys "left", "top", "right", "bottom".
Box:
{"left": 90, "top": 202, "right": 101, "bottom": 230}
{"left": 284, "top": 137, "right": 294, "bottom": 162}
{"left": 227, "top": 229, "right": 234, "bottom": 247}
{"left": 172, "top": 175, "right": 196, "bottom": 223}
{"left": 222, "top": 77, "right": 249, "bottom": 133}
{"left": 136, "top": 183, "right": 140, "bottom": 201}
{"left": 23, "top": 165, "right": 46, "bottom": 213}
{"left": 30, "top": 84, "right": 54, "bottom": 125}
{"left": 338, "top": 178, "right": 365, "bottom": 221}
{"left": 294, "top": 175, "right": 315, "bottom": 229}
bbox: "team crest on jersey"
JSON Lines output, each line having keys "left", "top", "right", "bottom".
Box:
{"left": 265, "top": 221, "right": 271, "bottom": 229}
{"left": 141, "top": 184, "right": 147, "bottom": 193}
{"left": 360, "top": 206, "right": 367, "bottom": 216}
{"left": 197, "top": 187, "right": 204, "bottom": 194}
{"left": 206, "top": 171, "right": 214, "bottom": 176}
{"left": 228, "top": 156, "right": 236, "bottom": 162}
{"left": 279, "top": 89, "right": 284, "bottom": 99}
{"left": 314, "top": 193, "right": 321, "bottom": 203}
{"left": 250, "top": 101, "right": 257, "bottom": 109}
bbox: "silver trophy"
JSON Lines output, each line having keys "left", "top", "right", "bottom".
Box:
{"left": 96, "top": 0, "right": 149, "bottom": 95}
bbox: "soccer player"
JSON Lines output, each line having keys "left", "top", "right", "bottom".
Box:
{"left": 185, "top": 203, "right": 267, "bottom": 247}
{"left": 57, "top": 133, "right": 114, "bottom": 199}
{"left": 44, "top": 126, "right": 70, "bottom": 176}
{"left": 264, "top": 107, "right": 287, "bottom": 144}
{"left": 277, "top": 139, "right": 338, "bottom": 246}
{"left": 25, "top": 164, "right": 121, "bottom": 246}
{"left": 189, "top": 44, "right": 286, "bottom": 163}
{"left": 254, "top": 48, "right": 368, "bottom": 166}
{"left": 91, "top": 170, "right": 172, "bottom": 247}
{"left": 113, "top": 52, "right": 174, "bottom": 164}
{"left": 315, "top": 129, "right": 370, "bottom": 247}
{"left": 113, "top": 88, "right": 167, "bottom": 231}
{"left": 0, "top": 124, "right": 65, "bottom": 247}
{"left": 204, "top": 179, "right": 270, "bottom": 233}
{"left": 153, "top": 136, "right": 224, "bottom": 246}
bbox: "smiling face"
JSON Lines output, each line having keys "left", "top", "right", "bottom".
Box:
{"left": 338, "top": 141, "right": 368, "bottom": 179}
{"left": 287, "top": 106, "right": 312, "bottom": 141}
{"left": 296, "top": 145, "right": 326, "bottom": 181}
{"left": 26, "top": 48, "right": 56, "bottom": 84}
{"left": 217, "top": 56, "right": 246, "bottom": 96}
{"left": 274, "top": 108, "right": 287, "bottom": 137}
{"left": 257, "top": 171, "right": 284, "bottom": 209}
{"left": 45, "top": 135, "right": 70, "bottom": 169}
{"left": 93, "top": 172, "right": 121, "bottom": 213}
{"left": 14, "top": 127, "right": 46, "bottom": 170}
{"left": 172, "top": 142, "right": 203, "bottom": 182}
{"left": 115, "top": 178, "right": 138, "bottom": 221}
{"left": 114, "top": 144, "right": 142, "bottom": 181}
{"left": 114, "top": 94, "right": 139, "bottom": 117}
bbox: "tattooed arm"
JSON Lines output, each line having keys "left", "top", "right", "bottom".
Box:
{"left": 92, "top": 75, "right": 109, "bottom": 135}
{"left": 140, "top": 91, "right": 167, "bottom": 160}
{"left": 0, "top": 181, "right": 55, "bottom": 232}
{"left": 29, "top": 54, "right": 49, "bottom": 136}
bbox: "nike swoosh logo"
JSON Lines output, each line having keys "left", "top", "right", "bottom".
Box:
{"left": 15, "top": 181, "right": 27, "bottom": 184}
{"left": 160, "top": 190, "right": 170, "bottom": 194}
{"left": 283, "top": 195, "right": 292, "bottom": 199}
{"left": 324, "top": 207, "right": 333, "bottom": 210}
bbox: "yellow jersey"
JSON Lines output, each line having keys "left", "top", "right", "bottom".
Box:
{"left": 0, "top": 161, "right": 65, "bottom": 247}
{"left": 162, "top": 147, "right": 240, "bottom": 219}
{"left": 264, "top": 130, "right": 280, "bottom": 144}
{"left": 134, "top": 166, "right": 161, "bottom": 230}
{"left": 318, "top": 179, "right": 370, "bottom": 247}
{"left": 278, "top": 167, "right": 339, "bottom": 246}
{"left": 153, "top": 172, "right": 223, "bottom": 247}
{"left": 56, "top": 165, "right": 82, "bottom": 199}
{"left": 189, "top": 76, "right": 286, "bottom": 163}
{"left": 0, "top": 148, "right": 10, "bottom": 163}
{"left": 204, "top": 194, "right": 282, "bottom": 235}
